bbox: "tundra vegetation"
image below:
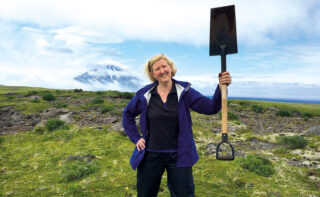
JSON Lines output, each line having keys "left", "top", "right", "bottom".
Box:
{"left": 0, "top": 86, "right": 319, "bottom": 196}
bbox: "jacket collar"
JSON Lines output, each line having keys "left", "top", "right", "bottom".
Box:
{"left": 142, "top": 78, "right": 191, "bottom": 105}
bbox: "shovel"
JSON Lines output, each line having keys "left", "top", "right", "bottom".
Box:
{"left": 209, "top": 5, "right": 238, "bottom": 160}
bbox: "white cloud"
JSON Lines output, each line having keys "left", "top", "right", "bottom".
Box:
{"left": 0, "top": 0, "right": 319, "bottom": 99}
{"left": 0, "top": 0, "right": 319, "bottom": 46}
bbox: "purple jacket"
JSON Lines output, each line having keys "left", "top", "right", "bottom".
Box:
{"left": 122, "top": 79, "right": 221, "bottom": 170}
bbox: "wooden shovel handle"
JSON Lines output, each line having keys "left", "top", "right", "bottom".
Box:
{"left": 221, "top": 84, "right": 228, "bottom": 133}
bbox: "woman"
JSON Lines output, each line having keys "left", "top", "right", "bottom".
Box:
{"left": 122, "top": 54, "right": 232, "bottom": 197}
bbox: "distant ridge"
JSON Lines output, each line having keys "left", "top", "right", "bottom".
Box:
{"left": 228, "top": 97, "right": 320, "bottom": 104}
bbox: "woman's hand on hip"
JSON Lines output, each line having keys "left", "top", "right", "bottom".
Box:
{"left": 136, "top": 138, "right": 145, "bottom": 151}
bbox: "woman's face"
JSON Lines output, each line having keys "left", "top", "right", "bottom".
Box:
{"left": 152, "top": 59, "right": 172, "bottom": 83}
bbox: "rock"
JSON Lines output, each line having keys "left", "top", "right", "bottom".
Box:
{"left": 108, "top": 122, "right": 126, "bottom": 136}
{"left": 211, "top": 128, "right": 220, "bottom": 134}
{"left": 59, "top": 112, "right": 73, "bottom": 124}
{"left": 36, "top": 120, "right": 47, "bottom": 127}
{"left": 31, "top": 118, "right": 41, "bottom": 126}
{"left": 102, "top": 118, "right": 117, "bottom": 124}
{"left": 267, "top": 192, "right": 281, "bottom": 197}
{"left": 268, "top": 107, "right": 278, "bottom": 112}
{"left": 302, "top": 161, "right": 312, "bottom": 167}
{"left": 235, "top": 149, "right": 246, "bottom": 157}
{"left": 11, "top": 112, "right": 23, "bottom": 122}
{"left": 265, "top": 126, "right": 274, "bottom": 133}
{"left": 305, "top": 125, "right": 320, "bottom": 136}
{"left": 65, "top": 154, "right": 97, "bottom": 162}
{"left": 292, "top": 111, "right": 301, "bottom": 116}
{"left": 41, "top": 108, "right": 70, "bottom": 120}
{"left": 228, "top": 123, "right": 246, "bottom": 133}
{"left": 41, "top": 108, "right": 59, "bottom": 120}
{"left": 29, "top": 95, "right": 41, "bottom": 100}
{"left": 205, "top": 143, "right": 216, "bottom": 155}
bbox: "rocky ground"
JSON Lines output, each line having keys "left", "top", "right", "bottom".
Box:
{"left": 1, "top": 91, "right": 320, "bottom": 176}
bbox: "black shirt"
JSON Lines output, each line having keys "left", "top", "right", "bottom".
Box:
{"left": 146, "top": 82, "right": 179, "bottom": 151}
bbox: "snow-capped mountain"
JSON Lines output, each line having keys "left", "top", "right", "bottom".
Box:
{"left": 73, "top": 64, "right": 142, "bottom": 91}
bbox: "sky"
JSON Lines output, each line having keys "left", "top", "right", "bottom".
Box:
{"left": 0, "top": 0, "right": 320, "bottom": 100}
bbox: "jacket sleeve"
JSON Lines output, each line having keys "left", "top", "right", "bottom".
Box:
{"left": 122, "top": 95, "right": 143, "bottom": 144}
{"left": 185, "top": 85, "right": 221, "bottom": 115}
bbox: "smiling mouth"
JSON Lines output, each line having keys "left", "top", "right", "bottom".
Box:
{"left": 160, "top": 72, "right": 169, "bottom": 77}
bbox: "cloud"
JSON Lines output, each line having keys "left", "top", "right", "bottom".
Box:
{"left": 0, "top": 0, "right": 319, "bottom": 46}
{"left": 0, "top": 0, "right": 319, "bottom": 100}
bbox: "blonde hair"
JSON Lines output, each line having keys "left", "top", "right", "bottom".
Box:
{"left": 144, "top": 53, "right": 177, "bottom": 82}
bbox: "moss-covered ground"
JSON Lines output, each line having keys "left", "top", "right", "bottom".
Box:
{"left": 0, "top": 86, "right": 319, "bottom": 196}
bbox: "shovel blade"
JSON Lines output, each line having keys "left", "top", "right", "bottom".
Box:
{"left": 210, "top": 5, "right": 238, "bottom": 56}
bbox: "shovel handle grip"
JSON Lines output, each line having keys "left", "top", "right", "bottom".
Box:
{"left": 221, "top": 84, "right": 228, "bottom": 133}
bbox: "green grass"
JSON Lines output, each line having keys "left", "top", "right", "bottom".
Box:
{"left": 1, "top": 85, "right": 319, "bottom": 196}
{"left": 0, "top": 86, "right": 52, "bottom": 94}
{"left": 1, "top": 125, "right": 318, "bottom": 196}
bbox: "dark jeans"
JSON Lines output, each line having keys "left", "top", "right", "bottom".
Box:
{"left": 137, "top": 151, "right": 195, "bottom": 197}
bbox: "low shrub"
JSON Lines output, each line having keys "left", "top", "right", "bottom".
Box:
{"left": 239, "top": 101, "right": 249, "bottom": 106}
{"left": 240, "top": 154, "right": 275, "bottom": 177}
{"left": 251, "top": 104, "right": 263, "bottom": 113}
{"left": 101, "top": 104, "right": 115, "bottom": 113}
{"left": 228, "top": 111, "right": 239, "bottom": 120}
{"left": 73, "top": 115, "right": 82, "bottom": 121}
{"left": 90, "top": 97, "right": 104, "bottom": 105}
{"left": 26, "top": 90, "right": 38, "bottom": 96}
{"left": 291, "top": 109, "right": 301, "bottom": 116}
{"left": 276, "top": 109, "right": 291, "bottom": 117}
{"left": 74, "top": 89, "right": 83, "bottom": 93}
{"left": 46, "top": 118, "right": 65, "bottom": 131}
{"left": 61, "top": 161, "right": 99, "bottom": 182}
{"left": 95, "top": 91, "right": 104, "bottom": 95}
{"left": 108, "top": 91, "right": 134, "bottom": 99}
{"left": 120, "top": 92, "right": 134, "bottom": 99}
{"left": 218, "top": 111, "right": 239, "bottom": 121}
{"left": 57, "top": 102, "right": 68, "bottom": 108}
{"left": 31, "top": 99, "right": 40, "bottom": 103}
{"left": 42, "top": 93, "right": 56, "bottom": 101}
{"left": 303, "top": 112, "right": 314, "bottom": 119}
{"left": 277, "top": 135, "right": 308, "bottom": 149}
{"left": 273, "top": 147, "right": 289, "bottom": 154}
{"left": 7, "top": 95, "right": 15, "bottom": 100}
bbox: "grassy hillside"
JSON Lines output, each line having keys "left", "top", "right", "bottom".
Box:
{"left": 0, "top": 85, "right": 319, "bottom": 196}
